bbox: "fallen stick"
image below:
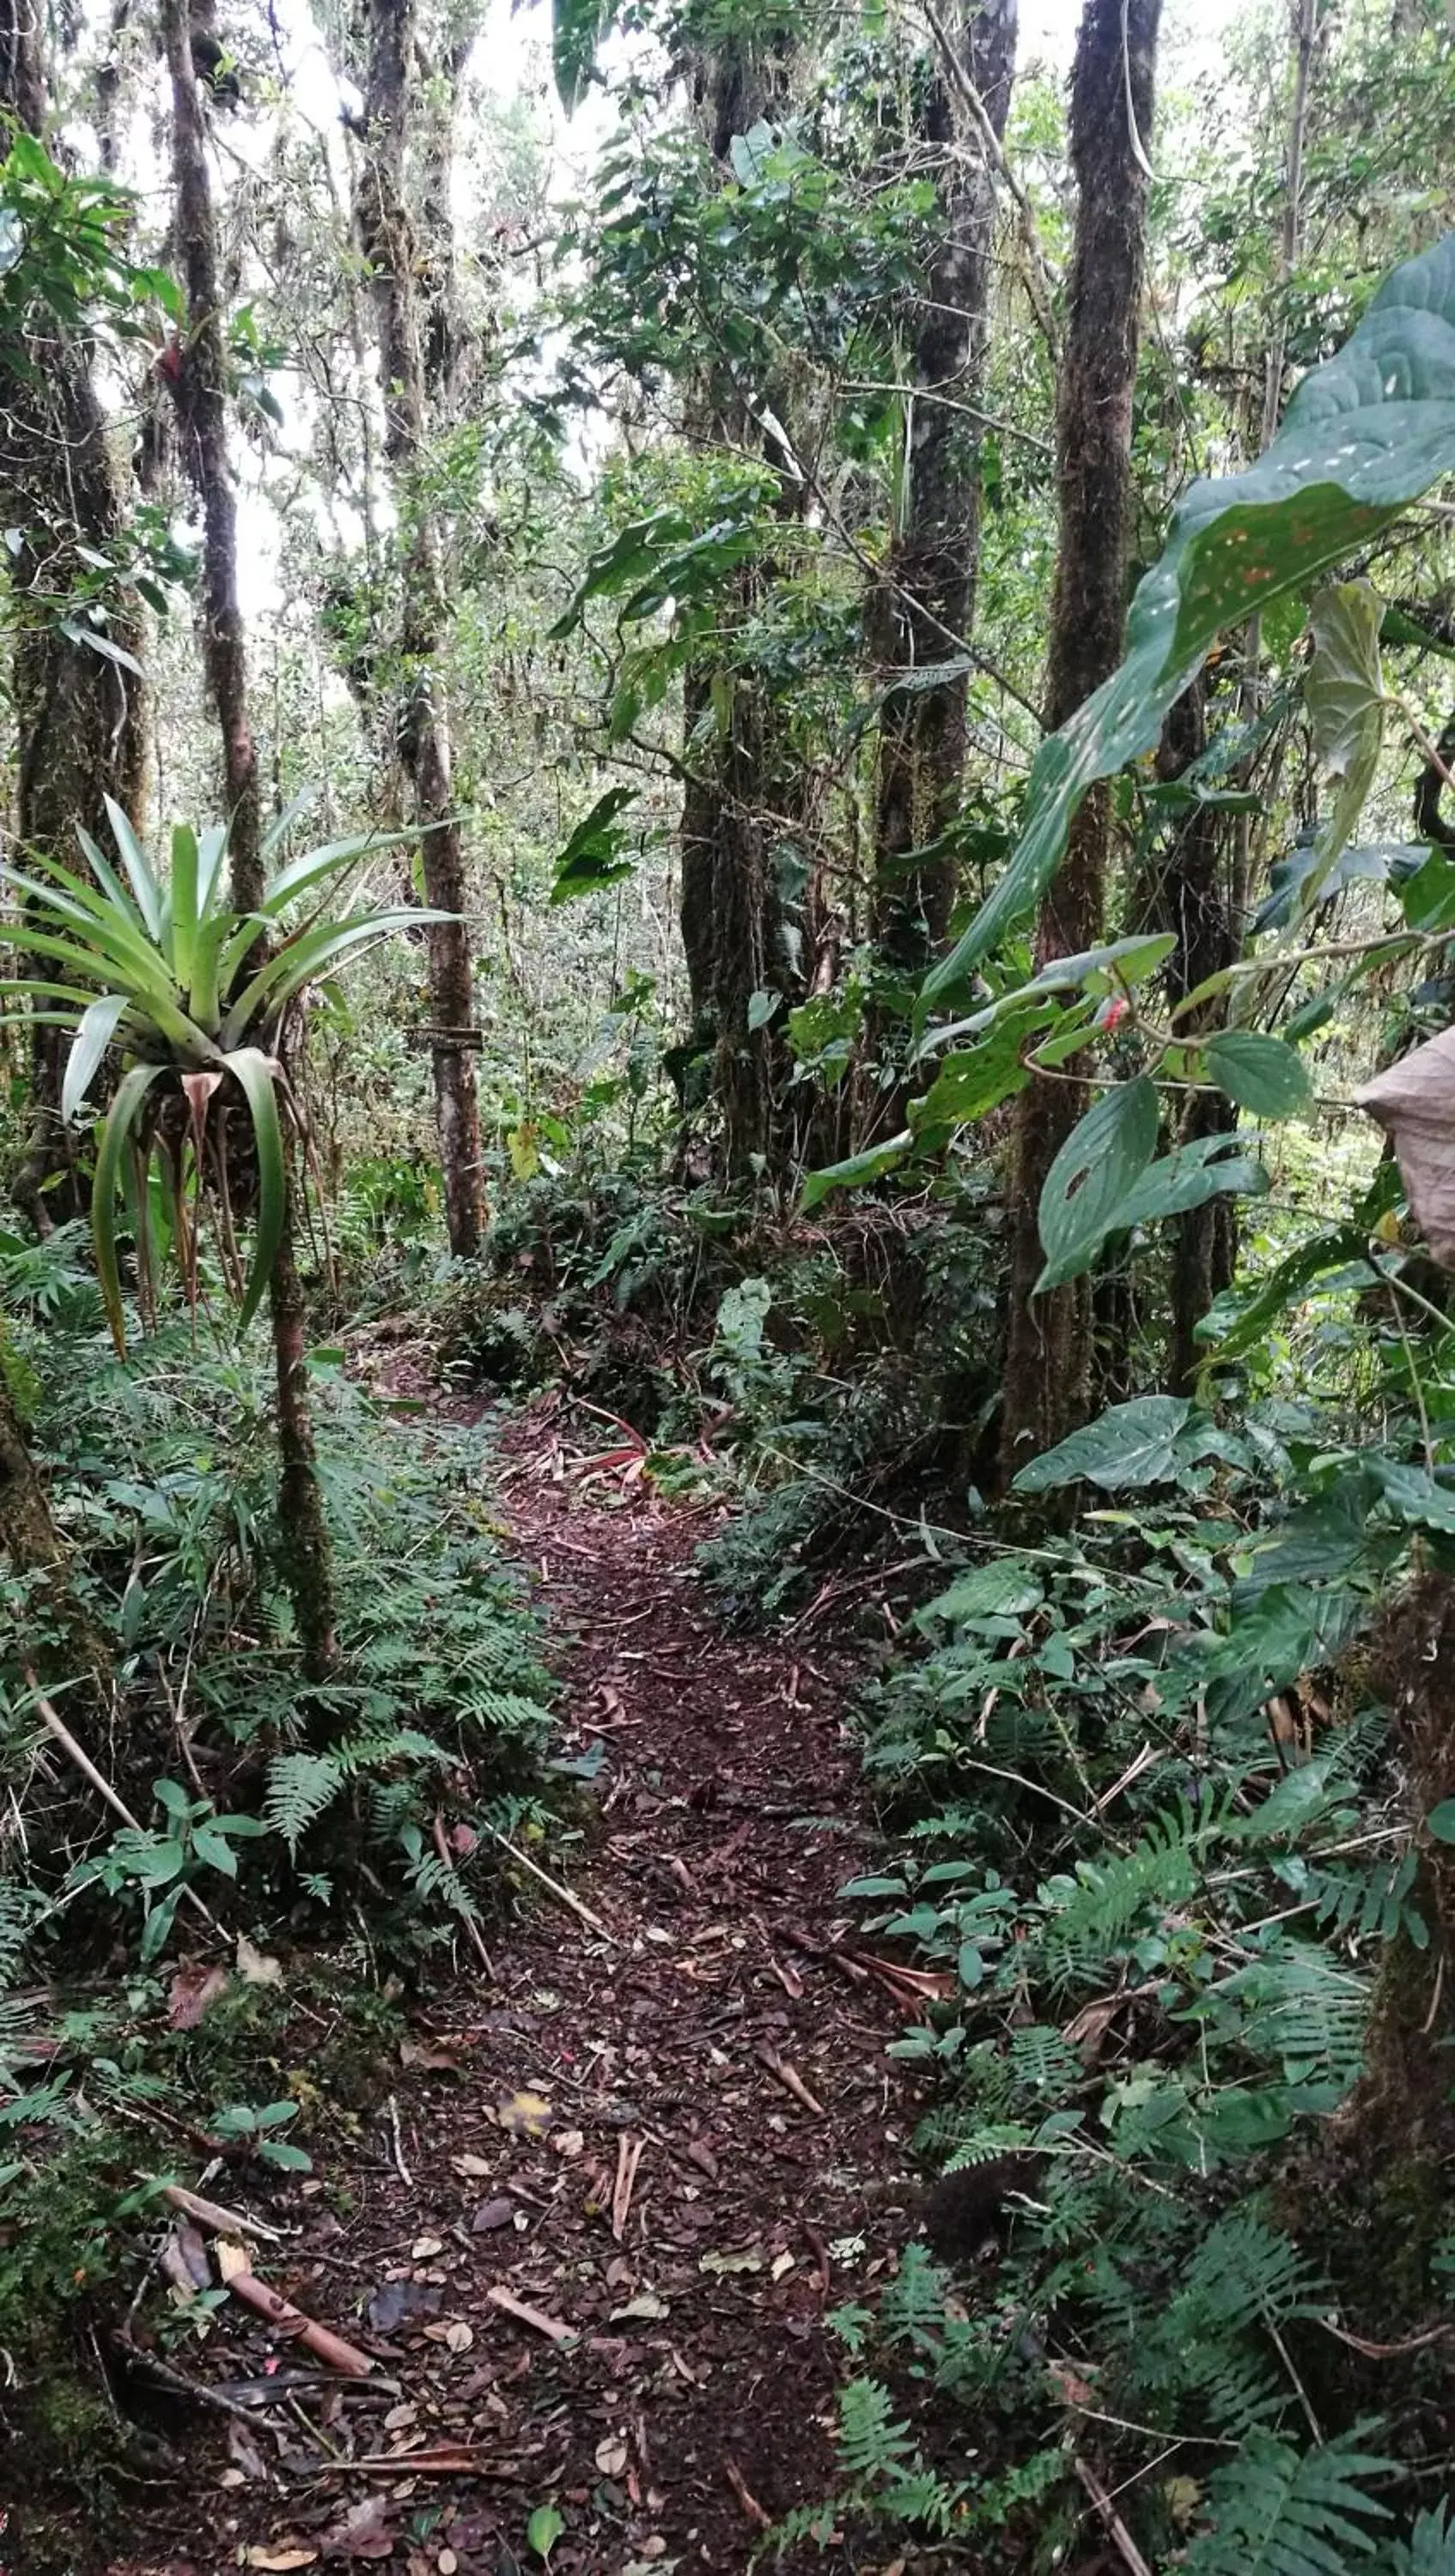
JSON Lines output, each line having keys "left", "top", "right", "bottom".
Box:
{"left": 1074, "top": 2457, "right": 1154, "bottom": 2576}
{"left": 485, "top": 2283, "right": 576, "bottom": 2345}
{"left": 612, "top": 2133, "right": 645, "bottom": 2242}
{"left": 754, "top": 2043, "right": 826, "bottom": 2121}
{"left": 161, "top": 2181, "right": 284, "bottom": 2245}
{"left": 724, "top": 2459, "right": 772, "bottom": 2530}
{"left": 216, "top": 2249, "right": 374, "bottom": 2377}
{"left": 484, "top": 1823, "right": 616, "bottom": 1944}
{"left": 431, "top": 1813, "right": 496, "bottom": 1980}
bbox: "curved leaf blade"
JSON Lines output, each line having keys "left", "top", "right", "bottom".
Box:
{"left": 92, "top": 1060, "right": 167, "bottom": 1352}
{"left": 62, "top": 992, "right": 130, "bottom": 1124}
{"left": 224, "top": 1046, "right": 286, "bottom": 1334}
{"left": 923, "top": 229, "right": 1455, "bottom": 1006}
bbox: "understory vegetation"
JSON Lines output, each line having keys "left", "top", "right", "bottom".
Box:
{"left": 3, "top": 0, "right": 1455, "bottom": 2560}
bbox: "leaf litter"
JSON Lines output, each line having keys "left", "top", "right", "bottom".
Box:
{"left": 82, "top": 1395, "right": 922, "bottom": 2575}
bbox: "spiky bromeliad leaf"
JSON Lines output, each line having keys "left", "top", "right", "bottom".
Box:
{"left": 62, "top": 992, "right": 131, "bottom": 1124}
{"left": 94, "top": 1060, "right": 167, "bottom": 1352}
{"left": 225, "top": 1045, "right": 286, "bottom": 1334}
{"left": 1183, "top": 2430, "right": 1394, "bottom": 2576}
{"left": 922, "top": 229, "right": 1455, "bottom": 1008}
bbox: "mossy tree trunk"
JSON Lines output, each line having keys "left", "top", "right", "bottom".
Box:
{"left": 677, "top": 34, "right": 805, "bottom": 1181}
{"left": 868, "top": 0, "right": 1018, "bottom": 980}
{"left": 996, "top": 0, "right": 1160, "bottom": 1485}
{"left": 163, "top": 0, "right": 338, "bottom": 1677}
{"left": 1153, "top": 677, "right": 1239, "bottom": 1395}
{"left": 354, "top": 0, "right": 484, "bottom": 1259}
{"left": 0, "top": 0, "right": 149, "bottom": 1229}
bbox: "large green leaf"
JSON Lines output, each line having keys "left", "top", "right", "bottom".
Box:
{"left": 222, "top": 909, "right": 441, "bottom": 1043}
{"left": 102, "top": 793, "right": 163, "bottom": 939}
{"left": 1202, "top": 1030, "right": 1312, "bottom": 1119}
{"left": 1012, "top": 1395, "right": 1193, "bottom": 1493}
{"left": 1114, "top": 1132, "right": 1269, "bottom": 1229}
{"left": 801, "top": 1130, "right": 913, "bottom": 1212}
{"left": 1035, "top": 1074, "right": 1160, "bottom": 1291}
{"left": 922, "top": 230, "right": 1455, "bottom": 1006}
{"left": 93, "top": 1060, "right": 167, "bottom": 1352}
{"left": 551, "top": 0, "right": 605, "bottom": 111}
{"left": 168, "top": 821, "right": 198, "bottom": 993}
{"left": 549, "top": 787, "right": 638, "bottom": 904}
{"left": 1303, "top": 579, "right": 1385, "bottom": 888}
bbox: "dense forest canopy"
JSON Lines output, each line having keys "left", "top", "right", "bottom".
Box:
{"left": 4, "top": 0, "right": 1455, "bottom": 2563}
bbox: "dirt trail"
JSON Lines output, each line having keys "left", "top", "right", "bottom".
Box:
{"left": 90, "top": 1407, "right": 919, "bottom": 2576}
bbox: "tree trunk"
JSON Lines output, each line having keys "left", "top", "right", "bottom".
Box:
{"left": 163, "top": 0, "right": 338, "bottom": 1674}
{"left": 355, "top": 0, "right": 484, "bottom": 1259}
{"left": 0, "top": 0, "right": 148, "bottom": 1226}
{"left": 996, "top": 0, "right": 1160, "bottom": 1485}
{"left": 1154, "top": 678, "right": 1239, "bottom": 1394}
{"left": 676, "top": 36, "right": 803, "bottom": 1180}
{"left": 869, "top": 0, "right": 1018, "bottom": 976}
{"left": 161, "top": 0, "right": 262, "bottom": 908}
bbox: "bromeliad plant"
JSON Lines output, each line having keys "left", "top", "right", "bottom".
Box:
{"left": 2, "top": 795, "right": 430, "bottom": 1347}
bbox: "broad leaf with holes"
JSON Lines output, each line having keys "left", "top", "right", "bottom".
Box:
{"left": 1035, "top": 1075, "right": 1160, "bottom": 1290}
{"left": 922, "top": 230, "right": 1455, "bottom": 1005}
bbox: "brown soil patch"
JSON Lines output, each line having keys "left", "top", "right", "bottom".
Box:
{"left": 19, "top": 1402, "right": 924, "bottom": 2576}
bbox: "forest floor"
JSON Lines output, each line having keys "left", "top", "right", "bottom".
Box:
{"left": 54, "top": 1394, "right": 925, "bottom": 2576}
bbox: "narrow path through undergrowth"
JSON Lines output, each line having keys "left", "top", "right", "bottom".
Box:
{"left": 100, "top": 1400, "right": 918, "bottom": 2576}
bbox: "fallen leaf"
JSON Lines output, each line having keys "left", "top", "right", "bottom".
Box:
{"left": 411, "top": 2235, "right": 444, "bottom": 2259}
{"left": 243, "top": 2549, "right": 317, "bottom": 2571}
{"left": 471, "top": 2196, "right": 515, "bottom": 2233}
{"left": 452, "top": 2154, "right": 493, "bottom": 2178}
{"left": 611, "top": 2290, "right": 670, "bottom": 2322}
{"left": 684, "top": 2139, "right": 718, "bottom": 2181}
{"left": 367, "top": 2279, "right": 443, "bottom": 2334}
{"left": 551, "top": 2127, "right": 585, "bottom": 2158}
{"left": 400, "top": 2039, "right": 466, "bottom": 2076}
{"left": 491, "top": 2088, "right": 552, "bottom": 2140}
{"left": 216, "top": 2239, "right": 253, "bottom": 2284}
{"left": 423, "top": 2318, "right": 473, "bottom": 2353}
{"left": 526, "top": 2503, "right": 563, "bottom": 2561}
{"left": 236, "top": 1935, "right": 283, "bottom": 1988}
{"left": 594, "top": 2436, "right": 630, "bottom": 2476}
{"left": 168, "top": 1962, "right": 228, "bottom": 2029}
{"left": 436, "top": 2555, "right": 459, "bottom": 2575}
{"left": 320, "top": 2494, "right": 395, "bottom": 2561}
{"left": 770, "top": 2251, "right": 795, "bottom": 2281}
{"left": 699, "top": 2248, "right": 764, "bottom": 2276}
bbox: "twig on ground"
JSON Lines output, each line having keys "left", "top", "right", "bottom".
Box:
{"left": 612, "top": 2133, "right": 645, "bottom": 2241}
{"left": 485, "top": 2283, "right": 575, "bottom": 2343}
{"left": 216, "top": 2246, "right": 374, "bottom": 2376}
{"left": 386, "top": 2093, "right": 414, "bottom": 2188}
{"left": 755, "top": 2043, "right": 826, "bottom": 2120}
{"left": 1074, "top": 2457, "right": 1155, "bottom": 2576}
{"left": 431, "top": 1812, "right": 496, "bottom": 1979}
{"left": 724, "top": 2459, "right": 772, "bottom": 2530}
{"left": 484, "top": 1821, "right": 617, "bottom": 1943}
{"left": 161, "top": 2181, "right": 284, "bottom": 2244}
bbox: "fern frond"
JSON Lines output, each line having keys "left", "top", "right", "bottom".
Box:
{"left": 263, "top": 1749, "right": 344, "bottom": 1854}
{"left": 835, "top": 2376, "right": 917, "bottom": 2482}
{"left": 1184, "top": 2430, "right": 1395, "bottom": 2576}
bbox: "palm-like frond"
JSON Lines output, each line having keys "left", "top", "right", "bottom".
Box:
{"left": 0, "top": 808, "right": 437, "bottom": 1349}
